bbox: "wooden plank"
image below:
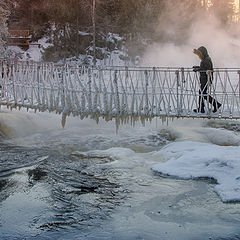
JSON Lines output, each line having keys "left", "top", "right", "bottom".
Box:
{"left": 8, "top": 34, "right": 41, "bottom": 47}
{"left": 9, "top": 30, "right": 30, "bottom": 38}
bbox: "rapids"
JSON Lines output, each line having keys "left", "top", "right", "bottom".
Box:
{"left": 1, "top": 108, "right": 240, "bottom": 239}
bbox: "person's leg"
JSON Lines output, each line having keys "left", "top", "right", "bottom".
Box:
{"left": 199, "top": 82, "right": 208, "bottom": 113}
{"left": 194, "top": 83, "right": 206, "bottom": 113}
{"left": 198, "top": 89, "right": 205, "bottom": 112}
{"left": 203, "top": 92, "right": 221, "bottom": 113}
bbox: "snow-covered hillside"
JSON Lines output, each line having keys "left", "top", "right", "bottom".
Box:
{"left": 7, "top": 32, "right": 139, "bottom": 66}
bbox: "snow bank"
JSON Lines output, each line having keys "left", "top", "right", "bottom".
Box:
{"left": 7, "top": 37, "right": 53, "bottom": 62}
{"left": 152, "top": 141, "right": 240, "bottom": 202}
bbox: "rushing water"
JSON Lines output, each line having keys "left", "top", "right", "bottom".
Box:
{"left": 1, "top": 109, "right": 240, "bottom": 240}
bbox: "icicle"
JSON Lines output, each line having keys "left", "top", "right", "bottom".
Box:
{"left": 139, "top": 95, "right": 144, "bottom": 116}
{"left": 144, "top": 70, "right": 149, "bottom": 116}
{"left": 61, "top": 113, "right": 67, "bottom": 128}
{"left": 92, "top": 86, "right": 98, "bottom": 119}
{"left": 92, "top": 71, "right": 99, "bottom": 120}
{"left": 49, "top": 86, "right": 54, "bottom": 112}
{"left": 109, "top": 71, "right": 114, "bottom": 118}
{"left": 55, "top": 89, "right": 61, "bottom": 114}
{"left": 80, "top": 92, "right": 86, "bottom": 119}
{"left": 36, "top": 65, "right": 41, "bottom": 111}
{"left": 87, "top": 68, "right": 92, "bottom": 116}
{"left": 120, "top": 68, "right": 128, "bottom": 123}
{"left": 130, "top": 89, "right": 135, "bottom": 118}
{"left": 103, "top": 86, "right": 108, "bottom": 116}
{"left": 75, "top": 71, "right": 87, "bottom": 118}
{"left": 11, "top": 65, "right": 17, "bottom": 108}
{"left": 41, "top": 87, "right": 46, "bottom": 112}
{"left": 114, "top": 70, "right": 120, "bottom": 118}
{"left": 66, "top": 91, "right": 72, "bottom": 116}
{"left": 115, "top": 117, "right": 120, "bottom": 133}
{"left": 72, "top": 90, "right": 80, "bottom": 117}
{"left": 45, "top": 88, "right": 49, "bottom": 112}
{"left": 69, "top": 70, "right": 78, "bottom": 116}
{"left": 60, "top": 68, "right": 65, "bottom": 114}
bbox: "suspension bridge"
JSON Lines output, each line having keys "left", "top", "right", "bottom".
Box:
{"left": 0, "top": 61, "right": 240, "bottom": 128}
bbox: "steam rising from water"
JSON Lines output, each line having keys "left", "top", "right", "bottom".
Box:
{"left": 142, "top": 12, "right": 240, "bottom": 68}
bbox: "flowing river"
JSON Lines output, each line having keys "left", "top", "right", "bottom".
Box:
{"left": 1, "top": 108, "right": 240, "bottom": 240}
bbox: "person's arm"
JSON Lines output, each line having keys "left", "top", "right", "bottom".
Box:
{"left": 193, "top": 59, "right": 212, "bottom": 72}
{"left": 193, "top": 65, "right": 200, "bottom": 72}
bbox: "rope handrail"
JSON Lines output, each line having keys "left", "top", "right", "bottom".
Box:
{"left": 1, "top": 59, "right": 240, "bottom": 71}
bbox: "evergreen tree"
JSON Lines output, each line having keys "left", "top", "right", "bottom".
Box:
{"left": 0, "top": 1, "right": 10, "bottom": 57}
{"left": 10, "top": 0, "right": 235, "bottom": 62}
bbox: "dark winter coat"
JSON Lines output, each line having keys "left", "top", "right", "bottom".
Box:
{"left": 193, "top": 46, "right": 213, "bottom": 86}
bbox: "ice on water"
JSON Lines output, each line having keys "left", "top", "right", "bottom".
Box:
{"left": 2, "top": 107, "right": 240, "bottom": 203}
{"left": 152, "top": 141, "right": 240, "bottom": 202}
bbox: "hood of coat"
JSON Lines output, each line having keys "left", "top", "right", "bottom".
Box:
{"left": 197, "top": 46, "right": 209, "bottom": 59}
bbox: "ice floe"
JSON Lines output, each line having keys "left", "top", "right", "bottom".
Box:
{"left": 152, "top": 141, "right": 240, "bottom": 202}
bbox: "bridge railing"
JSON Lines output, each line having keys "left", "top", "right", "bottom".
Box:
{"left": 0, "top": 61, "right": 240, "bottom": 127}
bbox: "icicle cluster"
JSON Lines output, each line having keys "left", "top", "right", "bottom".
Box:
{"left": 0, "top": 61, "right": 239, "bottom": 128}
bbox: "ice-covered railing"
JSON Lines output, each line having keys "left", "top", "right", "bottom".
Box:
{"left": 0, "top": 60, "right": 240, "bottom": 128}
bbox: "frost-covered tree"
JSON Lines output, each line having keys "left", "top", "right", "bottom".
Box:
{"left": 155, "top": 0, "right": 203, "bottom": 43}
{"left": 211, "top": 0, "right": 235, "bottom": 25}
{"left": 0, "top": 1, "right": 10, "bottom": 57}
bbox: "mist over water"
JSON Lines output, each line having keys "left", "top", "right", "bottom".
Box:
{"left": 142, "top": 7, "right": 240, "bottom": 68}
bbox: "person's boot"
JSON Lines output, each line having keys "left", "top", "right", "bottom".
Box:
{"left": 194, "top": 96, "right": 205, "bottom": 113}
{"left": 193, "top": 107, "right": 205, "bottom": 113}
{"left": 213, "top": 102, "right": 221, "bottom": 113}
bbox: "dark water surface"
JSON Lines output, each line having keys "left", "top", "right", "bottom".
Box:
{"left": 0, "top": 143, "right": 127, "bottom": 240}
{"left": 1, "top": 142, "right": 240, "bottom": 240}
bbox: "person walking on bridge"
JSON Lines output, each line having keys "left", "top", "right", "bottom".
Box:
{"left": 193, "top": 46, "right": 221, "bottom": 113}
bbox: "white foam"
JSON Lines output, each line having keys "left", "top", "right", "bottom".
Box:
{"left": 152, "top": 141, "right": 240, "bottom": 202}
{"left": 0, "top": 108, "right": 63, "bottom": 138}
{"left": 72, "top": 147, "right": 136, "bottom": 161}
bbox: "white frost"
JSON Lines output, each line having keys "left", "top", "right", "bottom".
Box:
{"left": 152, "top": 141, "right": 240, "bottom": 202}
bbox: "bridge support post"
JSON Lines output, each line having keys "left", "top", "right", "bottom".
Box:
{"left": 114, "top": 70, "right": 120, "bottom": 116}
{"left": 180, "top": 68, "right": 185, "bottom": 116}
{"left": 144, "top": 70, "right": 149, "bottom": 116}
{"left": 175, "top": 70, "right": 180, "bottom": 116}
